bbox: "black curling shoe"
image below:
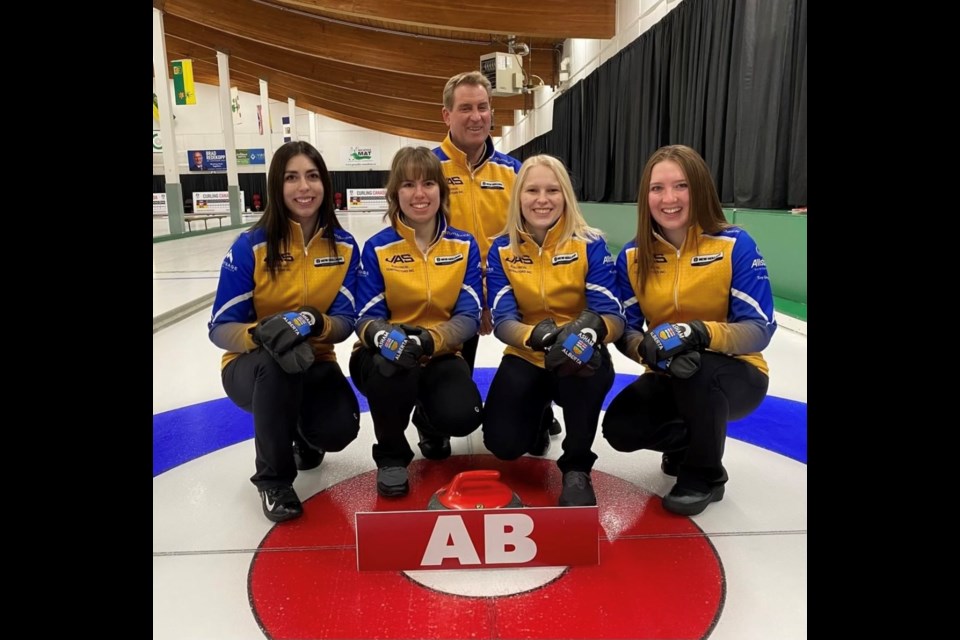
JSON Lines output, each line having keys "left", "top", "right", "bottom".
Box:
{"left": 559, "top": 471, "right": 597, "bottom": 506}
{"left": 259, "top": 485, "right": 304, "bottom": 523}
{"left": 377, "top": 466, "right": 410, "bottom": 497}
{"left": 412, "top": 405, "right": 451, "bottom": 460}
{"left": 528, "top": 424, "right": 551, "bottom": 456}
{"left": 293, "top": 440, "right": 324, "bottom": 470}
{"left": 661, "top": 452, "right": 681, "bottom": 477}
{"left": 661, "top": 483, "right": 725, "bottom": 516}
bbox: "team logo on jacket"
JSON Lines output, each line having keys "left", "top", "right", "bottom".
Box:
{"left": 386, "top": 254, "right": 415, "bottom": 264}
{"left": 653, "top": 254, "right": 667, "bottom": 263}
{"left": 480, "top": 181, "right": 505, "bottom": 190}
{"left": 314, "top": 256, "right": 345, "bottom": 267}
{"left": 691, "top": 252, "right": 723, "bottom": 266}
{"left": 505, "top": 255, "right": 533, "bottom": 265}
{"left": 221, "top": 249, "right": 238, "bottom": 272}
{"left": 434, "top": 253, "right": 464, "bottom": 266}
{"left": 279, "top": 253, "right": 294, "bottom": 261}
{"left": 552, "top": 253, "right": 579, "bottom": 265}
{"left": 447, "top": 177, "right": 464, "bottom": 185}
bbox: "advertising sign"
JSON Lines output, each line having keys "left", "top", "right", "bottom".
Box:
{"left": 187, "top": 149, "right": 227, "bottom": 172}
{"left": 236, "top": 148, "right": 266, "bottom": 165}
{"left": 153, "top": 193, "right": 167, "bottom": 215}
{"left": 193, "top": 191, "right": 245, "bottom": 213}
{"left": 343, "top": 146, "right": 378, "bottom": 166}
{"left": 346, "top": 188, "right": 387, "bottom": 211}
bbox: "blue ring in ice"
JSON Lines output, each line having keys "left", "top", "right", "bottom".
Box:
{"left": 153, "top": 368, "right": 807, "bottom": 477}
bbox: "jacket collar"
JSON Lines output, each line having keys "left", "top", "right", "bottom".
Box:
{"left": 395, "top": 213, "right": 447, "bottom": 249}
{"left": 517, "top": 215, "right": 565, "bottom": 250}
{"left": 441, "top": 132, "right": 494, "bottom": 170}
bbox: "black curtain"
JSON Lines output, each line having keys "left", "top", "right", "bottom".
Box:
{"left": 509, "top": 0, "right": 806, "bottom": 209}
{"left": 152, "top": 173, "right": 267, "bottom": 210}
{"left": 330, "top": 170, "right": 391, "bottom": 197}
{"left": 238, "top": 173, "right": 267, "bottom": 209}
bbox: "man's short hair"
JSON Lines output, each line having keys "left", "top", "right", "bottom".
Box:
{"left": 443, "top": 71, "right": 492, "bottom": 110}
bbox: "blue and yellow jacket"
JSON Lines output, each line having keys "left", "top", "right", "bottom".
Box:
{"left": 354, "top": 214, "right": 483, "bottom": 357}
{"left": 208, "top": 220, "right": 360, "bottom": 369}
{"left": 616, "top": 224, "right": 776, "bottom": 375}
{"left": 486, "top": 221, "right": 625, "bottom": 368}
{"left": 433, "top": 133, "right": 522, "bottom": 263}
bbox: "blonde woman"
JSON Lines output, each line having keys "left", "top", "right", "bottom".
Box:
{"left": 483, "top": 154, "right": 624, "bottom": 507}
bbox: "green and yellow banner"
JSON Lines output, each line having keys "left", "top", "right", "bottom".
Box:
{"left": 171, "top": 59, "right": 196, "bottom": 105}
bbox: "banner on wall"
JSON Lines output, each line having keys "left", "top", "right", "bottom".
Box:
{"left": 193, "top": 191, "right": 245, "bottom": 214}
{"left": 282, "top": 116, "right": 292, "bottom": 143}
{"left": 257, "top": 105, "right": 264, "bottom": 135}
{"left": 187, "top": 149, "right": 227, "bottom": 171}
{"left": 346, "top": 188, "right": 387, "bottom": 211}
{"left": 236, "top": 148, "right": 266, "bottom": 165}
{"left": 153, "top": 193, "right": 167, "bottom": 215}
{"left": 231, "top": 87, "right": 243, "bottom": 126}
{"left": 171, "top": 60, "right": 196, "bottom": 105}
{"left": 153, "top": 131, "right": 162, "bottom": 152}
{"left": 343, "top": 146, "right": 378, "bottom": 166}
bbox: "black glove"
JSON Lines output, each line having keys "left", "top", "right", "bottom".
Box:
{"left": 363, "top": 320, "right": 433, "bottom": 375}
{"left": 639, "top": 320, "right": 710, "bottom": 378}
{"left": 397, "top": 324, "right": 435, "bottom": 361}
{"left": 250, "top": 307, "right": 322, "bottom": 374}
{"left": 274, "top": 342, "right": 317, "bottom": 374}
{"left": 526, "top": 318, "right": 559, "bottom": 352}
{"left": 250, "top": 307, "right": 322, "bottom": 353}
{"left": 544, "top": 310, "right": 607, "bottom": 376}
{"left": 363, "top": 318, "right": 399, "bottom": 350}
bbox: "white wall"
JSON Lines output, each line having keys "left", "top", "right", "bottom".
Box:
{"left": 153, "top": 81, "right": 437, "bottom": 175}
{"left": 498, "top": 0, "right": 686, "bottom": 153}
{"left": 153, "top": 0, "right": 683, "bottom": 173}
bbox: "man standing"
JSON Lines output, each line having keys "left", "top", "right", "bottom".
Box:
{"left": 428, "top": 71, "right": 559, "bottom": 458}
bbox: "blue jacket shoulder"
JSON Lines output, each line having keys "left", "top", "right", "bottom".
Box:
{"left": 490, "top": 151, "right": 522, "bottom": 172}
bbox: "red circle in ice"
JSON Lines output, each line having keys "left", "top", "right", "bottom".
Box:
{"left": 249, "top": 455, "right": 724, "bottom": 639}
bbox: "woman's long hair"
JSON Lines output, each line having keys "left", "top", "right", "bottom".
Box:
{"left": 634, "top": 145, "right": 731, "bottom": 293}
{"left": 501, "top": 154, "right": 602, "bottom": 255}
{"left": 253, "top": 141, "right": 342, "bottom": 276}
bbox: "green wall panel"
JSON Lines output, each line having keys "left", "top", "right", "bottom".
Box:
{"left": 579, "top": 203, "right": 806, "bottom": 321}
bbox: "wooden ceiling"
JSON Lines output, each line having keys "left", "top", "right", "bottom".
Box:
{"left": 154, "top": 0, "right": 615, "bottom": 140}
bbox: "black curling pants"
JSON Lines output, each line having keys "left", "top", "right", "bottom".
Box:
{"left": 222, "top": 348, "right": 360, "bottom": 490}
{"left": 483, "top": 352, "right": 614, "bottom": 474}
{"left": 349, "top": 349, "right": 482, "bottom": 468}
{"left": 602, "top": 352, "right": 768, "bottom": 490}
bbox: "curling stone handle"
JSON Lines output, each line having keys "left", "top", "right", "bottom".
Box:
{"left": 447, "top": 470, "right": 501, "bottom": 496}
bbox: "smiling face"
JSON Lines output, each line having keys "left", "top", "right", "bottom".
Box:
{"left": 648, "top": 160, "right": 691, "bottom": 247}
{"left": 398, "top": 176, "right": 440, "bottom": 227}
{"left": 282, "top": 153, "right": 324, "bottom": 228}
{"left": 193, "top": 151, "right": 203, "bottom": 167}
{"left": 442, "top": 84, "right": 492, "bottom": 159}
{"left": 519, "top": 165, "right": 565, "bottom": 243}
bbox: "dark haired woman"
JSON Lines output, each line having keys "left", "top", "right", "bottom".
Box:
{"left": 208, "top": 141, "right": 361, "bottom": 523}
